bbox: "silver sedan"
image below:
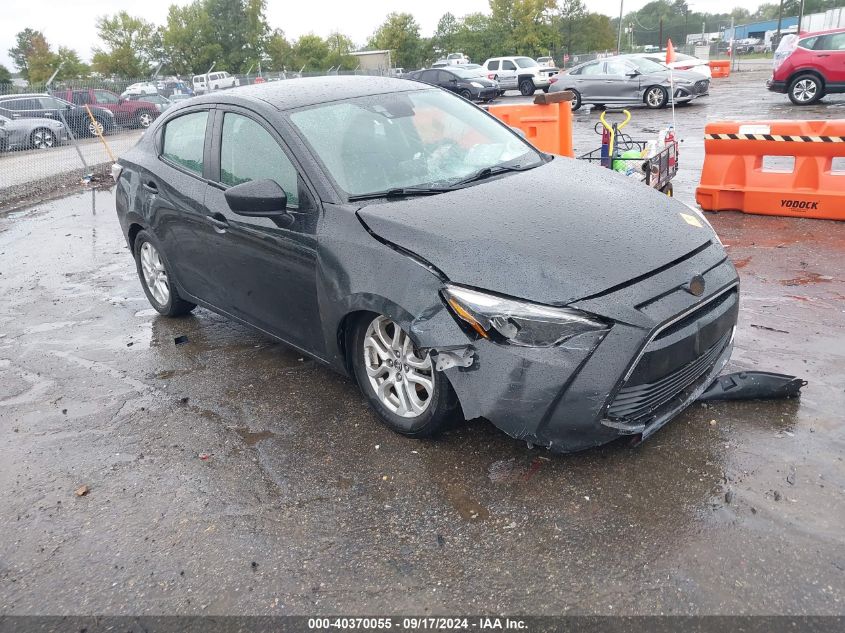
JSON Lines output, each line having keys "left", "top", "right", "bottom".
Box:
{"left": 0, "top": 114, "right": 69, "bottom": 151}
{"left": 551, "top": 55, "right": 709, "bottom": 111}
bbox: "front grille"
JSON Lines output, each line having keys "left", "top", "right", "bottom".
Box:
{"left": 695, "top": 80, "right": 710, "bottom": 94}
{"left": 607, "top": 331, "right": 730, "bottom": 424}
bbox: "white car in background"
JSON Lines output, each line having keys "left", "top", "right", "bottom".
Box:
{"left": 482, "top": 56, "right": 559, "bottom": 95}
{"left": 631, "top": 52, "right": 712, "bottom": 78}
{"left": 537, "top": 56, "right": 556, "bottom": 68}
{"left": 121, "top": 82, "right": 158, "bottom": 98}
{"left": 446, "top": 53, "right": 470, "bottom": 65}
{"left": 192, "top": 71, "right": 239, "bottom": 94}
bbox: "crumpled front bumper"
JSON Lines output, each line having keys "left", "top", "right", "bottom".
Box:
{"left": 437, "top": 241, "right": 739, "bottom": 453}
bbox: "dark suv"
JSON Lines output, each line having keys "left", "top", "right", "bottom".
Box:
{"left": 52, "top": 88, "right": 160, "bottom": 128}
{"left": 0, "top": 93, "right": 115, "bottom": 137}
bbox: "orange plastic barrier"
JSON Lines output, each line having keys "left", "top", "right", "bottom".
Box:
{"left": 695, "top": 120, "right": 845, "bottom": 221}
{"left": 488, "top": 100, "right": 574, "bottom": 157}
{"left": 709, "top": 60, "right": 731, "bottom": 78}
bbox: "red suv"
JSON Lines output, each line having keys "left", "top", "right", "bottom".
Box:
{"left": 52, "top": 88, "right": 160, "bottom": 128}
{"left": 767, "top": 28, "right": 845, "bottom": 105}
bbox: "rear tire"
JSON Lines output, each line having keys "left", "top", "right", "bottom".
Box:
{"left": 350, "top": 314, "right": 460, "bottom": 438}
{"left": 569, "top": 90, "right": 582, "bottom": 111}
{"left": 788, "top": 74, "right": 823, "bottom": 105}
{"left": 519, "top": 79, "right": 536, "bottom": 96}
{"left": 133, "top": 230, "right": 196, "bottom": 317}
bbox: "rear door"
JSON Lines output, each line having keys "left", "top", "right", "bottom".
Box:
{"left": 568, "top": 61, "right": 606, "bottom": 102}
{"left": 203, "top": 108, "right": 322, "bottom": 350}
{"left": 813, "top": 32, "right": 845, "bottom": 83}
{"left": 149, "top": 108, "right": 218, "bottom": 301}
{"left": 92, "top": 89, "right": 126, "bottom": 123}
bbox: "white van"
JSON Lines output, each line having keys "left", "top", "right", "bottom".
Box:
{"left": 192, "top": 71, "right": 239, "bottom": 94}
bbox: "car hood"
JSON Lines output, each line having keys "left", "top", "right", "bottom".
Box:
{"left": 356, "top": 158, "right": 715, "bottom": 305}
{"left": 644, "top": 68, "right": 705, "bottom": 83}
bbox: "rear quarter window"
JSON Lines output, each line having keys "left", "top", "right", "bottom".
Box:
{"left": 162, "top": 111, "right": 208, "bottom": 176}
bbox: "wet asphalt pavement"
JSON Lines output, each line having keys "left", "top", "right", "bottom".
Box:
{"left": 1, "top": 70, "right": 844, "bottom": 616}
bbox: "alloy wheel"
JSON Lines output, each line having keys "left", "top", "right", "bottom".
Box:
{"left": 138, "top": 112, "right": 153, "bottom": 128}
{"left": 363, "top": 315, "right": 434, "bottom": 418}
{"left": 140, "top": 241, "right": 170, "bottom": 306}
{"left": 32, "top": 129, "right": 55, "bottom": 149}
{"left": 646, "top": 87, "right": 665, "bottom": 108}
{"left": 88, "top": 119, "right": 104, "bottom": 136}
{"left": 792, "top": 79, "right": 817, "bottom": 103}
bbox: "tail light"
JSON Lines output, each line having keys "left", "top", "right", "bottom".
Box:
{"left": 549, "top": 76, "right": 558, "bottom": 84}
{"left": 488, "top": 73, "right": 496, "bottom": 80}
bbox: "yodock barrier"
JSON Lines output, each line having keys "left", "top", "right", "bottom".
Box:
{"left": 709, "top": 60, "right": 731, "bottom": 78}
{"left": 487, "top": 91, "right": 574, "bottom": 157}
{"left": 695, "top": 120, "right": 845, "bottom": 221}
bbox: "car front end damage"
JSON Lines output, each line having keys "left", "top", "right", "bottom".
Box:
{"left": 407, "top": 240, "right": 738, "bottom": 453}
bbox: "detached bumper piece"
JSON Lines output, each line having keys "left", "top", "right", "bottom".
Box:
{"left": 699, "top": 371, "right": 807, "bottom": 401}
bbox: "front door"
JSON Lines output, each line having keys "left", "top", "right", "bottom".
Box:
{"left": 202, "top": 109, "right": 322, "bottom": 352}
{"left": 603, "top": 59, "right": 640, "bottom": 103}
{"left": 499, "top": 59, "right": 518, "bottom": 89}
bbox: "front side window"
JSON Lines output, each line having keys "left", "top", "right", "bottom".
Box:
{"left": 502, "top": 60, "right": 517, "bottom": 70}
{"left": 94, "top": 90, "right": 119, "bottom": 104}
{"left": 606, "top": 60, "right": 633, "bottom": 76}
{"left": 825, "top": 33, "right": 845, "bottom": 50}
{"left": 289, "top": 89, "right": 542, "bottom": 197}
{"left": 162, "top": 111, "right": 208, "bottom": 175}
{"left": 220, "top": 113, "right": 299, "bottom": 206}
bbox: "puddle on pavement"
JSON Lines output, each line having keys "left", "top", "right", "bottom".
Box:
{"left": 444, "top": 483, "right": 489, "bottom": 521}
{"left": 233, "top": 427, "right": 275, "bottom": 447}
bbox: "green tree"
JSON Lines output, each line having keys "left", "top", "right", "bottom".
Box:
{"left": 204, "top": 0, "right": 269, "bottom": 73}
{"left": 291, "top": 34, "right": 330, "bottom": 71}
{"left": 433, "top": 13, "right": 461, "bottom": 56}
{"left": 8, "top": 28, "right": 45, "bottom": 79}
{"left": 368, "top": 12, "right": 424, "bottom": 70}
{"left": 161, "top": 1, "right": 222, "bottom": 76}
{"left": 92, "top": 12, "right": 159, "bottom": 77}
{"left": 0, "top": 64, "right": 11, "bottom": 85}
{"left": 24, "top": 33, "right": 59, "bottom": 84}
{"left": 265, "top": 29, "right": 293, "bottom": 71}
{"left": 325, "top": 32, "right": 357, "bottom": 70}
{"left": 55, "top": 47, "right": 90, "bottom": 80}
{"left": 489, "top": 0, "right": 556, "bottom": 56}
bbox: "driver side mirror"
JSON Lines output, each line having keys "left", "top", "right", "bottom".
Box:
{"left": 224, "top": 179, "right": 288, "bottom": 217}
{"left": 627, "top": 70, "right": 641, "bottom": 77}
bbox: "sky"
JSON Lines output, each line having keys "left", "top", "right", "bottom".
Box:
{"left": 1, "top": 0, "right": 767, "bottom": 71}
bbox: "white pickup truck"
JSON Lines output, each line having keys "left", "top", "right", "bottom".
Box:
{"left": 481, "top": 56, "right": 559, "bottom": 95}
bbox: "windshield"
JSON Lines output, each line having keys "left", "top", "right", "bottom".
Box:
{"left": 450, "top": 67, "right": 480, "bottom": 78}
{"left": 289, "top": 89, "right": 542, "bottom": 198}
{"left": 630, "top": 57, "right": 667, "bottom": 73}
{"left": 515, "top": 57, "right": 539, "bottom": 68}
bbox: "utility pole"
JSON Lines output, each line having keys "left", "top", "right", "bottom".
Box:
{"left": 659, "top": 18, "right": 663, "bottom": 49}
{"left": 776, "top": 0, "right": 785, "bottom": 41}
{"left": 616, "top": 0, "right": 624, "bottom": 55}
{"left": 797, "top": 0, "right": 805, "bottom": 32}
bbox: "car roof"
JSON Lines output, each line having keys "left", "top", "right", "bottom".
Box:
{"left": 0, "top": 93, "right": 49, "bottom": 98}
{"left": 800, "top": 27, "right": 845, "bottom": 37}
{"left": 186, "top": 75, "right": 428, "bottom": 111}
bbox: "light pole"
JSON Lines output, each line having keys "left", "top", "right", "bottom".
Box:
{"left": 616, "top": 0, "right": 624, "bottom": 54}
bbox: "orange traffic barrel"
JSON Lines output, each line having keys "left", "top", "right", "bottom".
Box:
{"left": 695, "top": 120, "right": 845, "bottom": 221}
{"left": 709, "top": 60, "right": 731, "bottom": 78}
{"left": 487, "top": 91, "right": 574, "bottom": 157}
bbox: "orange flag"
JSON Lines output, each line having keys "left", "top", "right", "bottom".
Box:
{"left": 666, "top": 38, "right": 677, "bottom": 64}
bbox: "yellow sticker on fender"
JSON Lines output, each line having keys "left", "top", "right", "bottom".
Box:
{"left": 680, "top": 213, "right": 703, "bottom": 228}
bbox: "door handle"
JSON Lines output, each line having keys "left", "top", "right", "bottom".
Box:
{"left": 207, "top": 212, "right": 229, "bottom": 231}
{"left": 816, "top": 53, "right": 830, "bottom": 57}
{"left": 142, "top": 180, "right": 158, "bottom": 194}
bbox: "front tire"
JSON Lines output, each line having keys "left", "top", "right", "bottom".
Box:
{"left": 30, "top": 128, "right": 56, "bottom": 149}
{"left": 133, "top": 230, "right": 196, "bottom": 317}
{"left": 645, "top": 86, "right": 668, "bottom": 109}
{"left": 519, "top": 79, "right": 536, "bottom": 96}
{"left": 459, "top": 88, "right": 473, "bottom": 100}
{"left": 86, "top": 117, "right": 105, "bottom": 137}
{"left": 788, "top": 74, "right": 823, "bottom": 105}
{"left": 351, "top": 314, "right": 460, "bottom": 437}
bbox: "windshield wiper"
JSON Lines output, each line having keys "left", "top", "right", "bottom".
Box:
{"left": 348, "top": 187, "right": 452, "bottom": 202}
{"left": 447, "top": 163, "right": 536, "bottom": 189}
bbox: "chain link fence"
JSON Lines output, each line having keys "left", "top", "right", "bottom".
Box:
{"left": 0, "top": 69, "right": 400, "bottom": 209}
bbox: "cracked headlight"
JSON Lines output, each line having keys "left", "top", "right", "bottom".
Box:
{"left": 442, "top": 285, "right": 610, "bottom": 347}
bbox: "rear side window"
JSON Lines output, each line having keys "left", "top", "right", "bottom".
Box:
{"left": 799, "top": 36, "right": 818, "bottom": 49}
{"left": 162, "top": 111, "right": 208, "bottom": 175}
{"left": 580, "top": 62, "right": 605, "bottom": 75}
{"left": 219, "top": 113, "right": 299, "bottom": 207}
{"left": 488, "top": 60, "right": 499, "bottom": 71}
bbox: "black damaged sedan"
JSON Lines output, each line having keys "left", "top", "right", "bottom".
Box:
{"left": 113, "top": 76, "right": 738, "bottom": 452}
